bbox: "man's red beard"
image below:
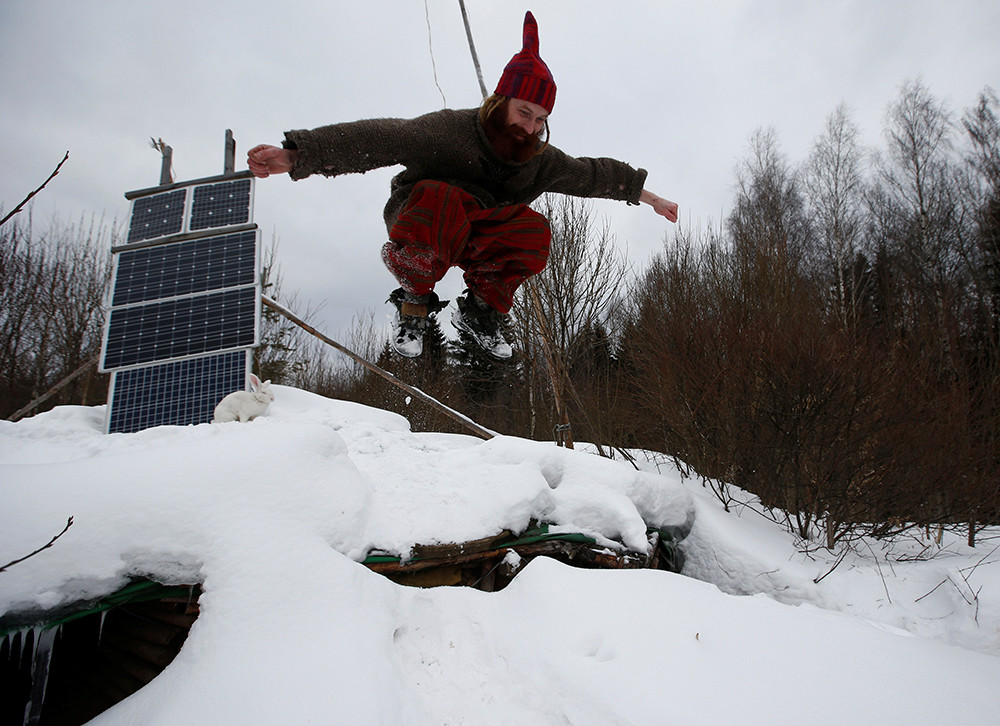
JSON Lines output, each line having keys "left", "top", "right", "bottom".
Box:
{"left": 484, "top": 105, "right": 541, "bottom": 164}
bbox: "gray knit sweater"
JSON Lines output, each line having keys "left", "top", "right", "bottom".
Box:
{"left": 283, "top": 107, "right": 648, "bottom": 230}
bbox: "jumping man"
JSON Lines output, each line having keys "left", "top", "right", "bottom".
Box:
{"left": 248, "top": 11, "right": 678, "bottom": 359}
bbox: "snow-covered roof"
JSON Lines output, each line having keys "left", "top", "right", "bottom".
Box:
{"left": 3, "top": 387, "right": 1000, "bottom": 724}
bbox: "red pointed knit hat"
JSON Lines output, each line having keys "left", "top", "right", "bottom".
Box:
{"left": 495, "top": 11, "right": 556, "bottom": 114}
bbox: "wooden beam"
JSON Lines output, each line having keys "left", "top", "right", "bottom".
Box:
{"left": 261, "top": 296, "right": 496, "bottom": 441}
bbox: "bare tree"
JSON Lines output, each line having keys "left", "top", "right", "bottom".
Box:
{"left": 876, "top": 78, "right": 964, "bottom": 332}
{"left": 959, "top": 87, "right": 1000, "bottom": 544}
{"left": 511, "top": 194, "right": 630, "bottom": 447}
{"left": 0, "top": 218, "right": 47, "bottom": 410}
{"left": 1, "top": 214, "right": 114, "bottom": 418}
{"left": 963, "top": 87, "right": 1000, "bottom": 339}
{"left": 803, "top": 104, "right": 871, "bottom": 328}
{"left": 729, "top": 127, "right": 813, "bottom": 264}
{"left": 254, "top": 233, "right": 331, "bottom": 385}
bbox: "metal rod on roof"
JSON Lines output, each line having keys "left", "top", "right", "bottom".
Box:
{"left": 224, "top": 129, "right": 236, "bottom": 175}
{"left": 159, "top": 143, "right": 173, "bottom": 185}
{"left": 260, "top": 296, "right": 496, "bottom": 441}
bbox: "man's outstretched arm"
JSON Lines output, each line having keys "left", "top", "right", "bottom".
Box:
{"left": 639, "top": 189, "right": 679, "bottom": 223}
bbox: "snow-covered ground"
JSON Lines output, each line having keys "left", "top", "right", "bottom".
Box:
{"left": 2, "top": 385, "right": 999, "bottom": 724}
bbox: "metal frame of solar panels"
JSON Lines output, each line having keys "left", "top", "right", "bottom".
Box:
{"left": 100, "top": 170, "right": 260, "bottom": 434}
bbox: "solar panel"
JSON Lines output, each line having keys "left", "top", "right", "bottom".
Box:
{"left": 103, "top": 171, "right": 261, "bottom": 433}
{"left": 111, "top": 230, "right": 258, "bottom": 306}
{"left": 107, "top": 350, "right": 250, "bottom": 433}
{"left": 103, "top": 287, "right": 258, "bottom": 369}
{"left": 190, "top": 178, "right": 252, "bottom": 231}
{"left": 127, "top": 188, "right": 187, "bottom": 243}
{"left": 124, "top": 177, "right": 253, "bottom": 246}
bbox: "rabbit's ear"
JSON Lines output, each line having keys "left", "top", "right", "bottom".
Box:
{"left": 249, "top": 373, "right": 262, "bottom": 391}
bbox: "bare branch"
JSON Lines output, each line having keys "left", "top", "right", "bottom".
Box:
{"left": 812, "top": 544, "right": 852, "bottom": 584}
{"left": 0, "top": 151, "right": 70, "bottom": 228}
{"left": 0, "top": 516, "right": 74, "bottom": 573}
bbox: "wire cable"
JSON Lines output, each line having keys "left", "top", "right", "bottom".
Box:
{"left": 424, "top": 0, "right": 448, "bottom": 107}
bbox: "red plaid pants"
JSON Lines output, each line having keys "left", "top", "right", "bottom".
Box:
{"left": 381, "top": 180, "right": 551, "bottom": 314}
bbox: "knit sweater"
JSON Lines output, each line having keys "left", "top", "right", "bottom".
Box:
{"left": 283, "top": 107, "right": 648, "bottom": 230}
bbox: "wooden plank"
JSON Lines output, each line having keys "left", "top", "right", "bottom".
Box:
{"left": 410, "top": 530, "right": 518, "bottom": 560}
{"left": 366, "top": 536, "right": 657, "bottom": 587}
{"left": 262, "top": 296, "right": 496, "bottom": 441}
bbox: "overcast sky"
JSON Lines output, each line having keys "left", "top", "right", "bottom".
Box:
{"left": 2, "top": 1, "right": 998, "bottom": 340}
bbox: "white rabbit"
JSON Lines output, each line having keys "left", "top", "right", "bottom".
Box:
{"left": 212, "top": 374, "right": 274, "bottom": 423}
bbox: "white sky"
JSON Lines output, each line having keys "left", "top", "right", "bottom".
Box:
{"left": 2, "top": 1, "right": 998, "bottom": 338}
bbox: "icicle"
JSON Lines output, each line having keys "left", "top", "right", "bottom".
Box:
{"left": 24, "top": 626, "right": 57, "bottom": 726}
{"left": 21, "top": 628, "right": 36, "bottom": 670}
{"left": 1, "top": 631, "right": 22, "bottom": 667}
{"left": 13, "top": 628, "right": 37, "bottom": 726}
{"left": 18, "top": 629, "right": 31, "bottom": 669}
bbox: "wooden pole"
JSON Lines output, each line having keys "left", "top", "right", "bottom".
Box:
{"left": 7, "top": 354, "right": 100, "bottom": 422}
{"left": 261, "top": 296, "right": 496, "bottom": 441}
{"left": 458, "top": 0, "right": 489, "bottom": 100}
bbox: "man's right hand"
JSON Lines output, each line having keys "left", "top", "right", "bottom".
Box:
{"left": 247, "top": 144, "right": 298, "bottom": 178}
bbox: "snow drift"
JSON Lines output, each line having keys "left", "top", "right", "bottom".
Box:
{"left": 2, "top": 386, "right": 999, "bottom": 725}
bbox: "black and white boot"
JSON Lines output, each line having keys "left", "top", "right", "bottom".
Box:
{"left": 388, "top": 288, "right": 446, "bottom": 358}
{"left": 452, "top": 290, "right": 513, "bottom": 360}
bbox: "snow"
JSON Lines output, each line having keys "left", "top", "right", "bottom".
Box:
{"left": 2, "top": 385, "right": 999, "bottom": 724}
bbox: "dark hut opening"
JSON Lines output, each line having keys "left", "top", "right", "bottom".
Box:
{"left": 2, "top": 584, "right": 200, "bottom": 726}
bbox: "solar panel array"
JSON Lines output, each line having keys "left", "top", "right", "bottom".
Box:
{"left": 102, "top": 175, "right": 260, "bottom": 434}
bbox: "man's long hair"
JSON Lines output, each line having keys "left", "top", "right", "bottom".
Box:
{"left": 479, "top": 94, "right": 550, "bottom": 160}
